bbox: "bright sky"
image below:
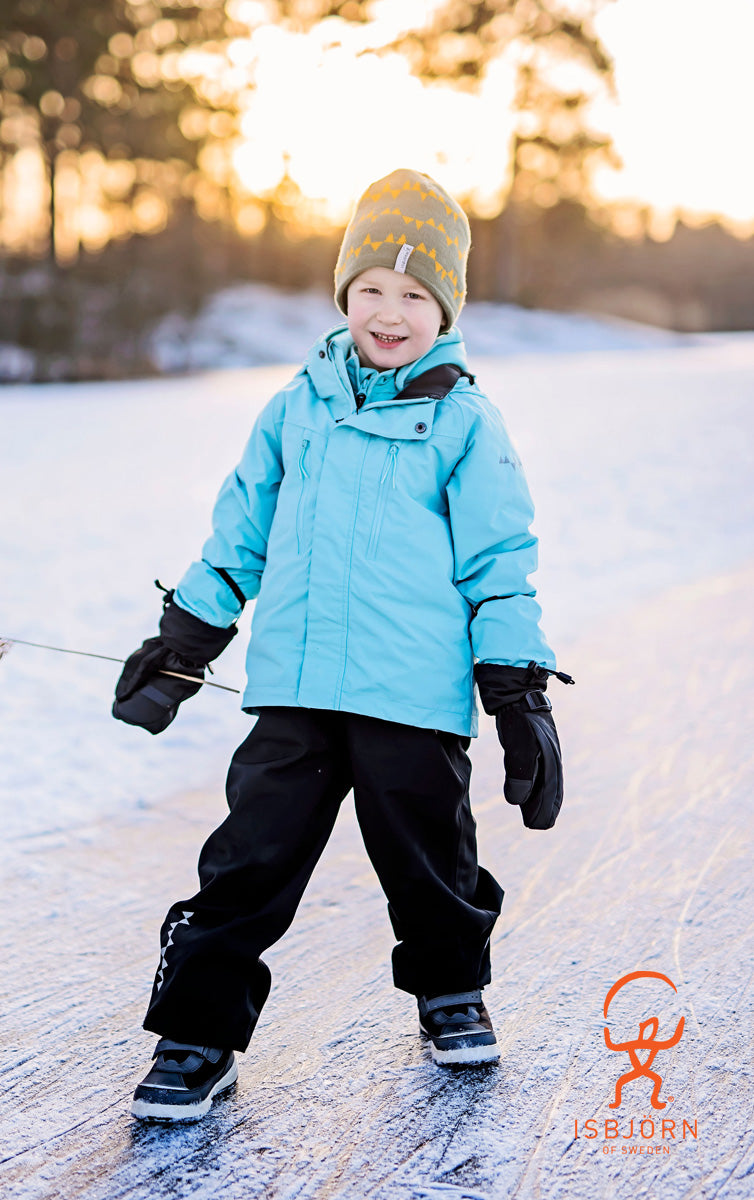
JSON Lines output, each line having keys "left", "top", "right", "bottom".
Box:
{"left": 592, "top": 0, "right": 754, "bottom": 226}
{"left": 230, "top": 0, "right": 754, "bottom": 231}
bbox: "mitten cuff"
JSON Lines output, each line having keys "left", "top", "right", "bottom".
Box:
{"left": 474, "top": 661, "right": 550, "bottom": 714}
{"left": 160, "top": 600, "right": 237, "bottom": 665}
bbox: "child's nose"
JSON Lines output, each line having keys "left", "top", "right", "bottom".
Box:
{"left": 377, "top": 299, "right": 401, "bottom": 323}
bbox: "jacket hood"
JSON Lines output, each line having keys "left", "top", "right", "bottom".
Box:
{"left": 304, "top": 322, "right": 470, "bottom": 404}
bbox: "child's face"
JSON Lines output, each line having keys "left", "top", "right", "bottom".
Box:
{"left": 346, "top": 267, "right": 444, "bottom": 370}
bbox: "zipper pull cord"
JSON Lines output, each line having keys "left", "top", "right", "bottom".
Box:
{"left": 380, "top": 444, "right": 399, "bottom": 487}
{"left": 299, "top": 439, "right": 310, "bottom": 479}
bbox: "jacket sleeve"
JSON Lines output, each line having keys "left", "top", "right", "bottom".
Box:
{"left": 173, "top": 390, "right": 285, "bottom": 627}
{"left": 446, "top": 394, "right": 556, "bottom": 669}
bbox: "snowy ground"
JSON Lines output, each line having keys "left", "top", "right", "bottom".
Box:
{"left": 1, "top": 327, "right": 753, "bottom": 1199}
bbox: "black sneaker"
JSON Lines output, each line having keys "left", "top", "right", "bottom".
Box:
{"left": 131, "top": 1038, "right": 238, "bottom": 1121}
{"left": 418, "top": 990, "right": 499, "bottom": 1066}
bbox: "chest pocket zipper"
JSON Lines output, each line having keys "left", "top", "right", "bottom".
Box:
{"left": 296, "top": 438, "right": 311, "bottom": 554}
{"left": 367, "top": 442, "right": 399, "bottom": 560}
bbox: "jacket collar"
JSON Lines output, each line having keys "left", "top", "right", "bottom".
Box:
{"left": 304, "top": 322, "right": 470, "bottom": 410}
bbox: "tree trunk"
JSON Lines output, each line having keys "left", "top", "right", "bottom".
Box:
{"left": 46, "top": 142, "right": 57, "bottom": 266}
{"left": 496, "top": 205, "right": 521, "bottom": 303}
{"left": 494, "top": 134, "right": 523, "bottom": 304}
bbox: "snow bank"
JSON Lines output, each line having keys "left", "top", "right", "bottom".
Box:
{"left": 0, "top": 342, "right": 36, "bottom": 383}
{"left": 148, "top": 283, "right": 685, "bottom": 373}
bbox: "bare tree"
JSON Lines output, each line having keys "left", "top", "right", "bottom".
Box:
{"left": 1, "top": 0, "right": 247, "bottom": 263}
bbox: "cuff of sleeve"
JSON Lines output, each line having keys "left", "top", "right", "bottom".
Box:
{"left": 174, "top": 558, "right": 253, "bottom": 626}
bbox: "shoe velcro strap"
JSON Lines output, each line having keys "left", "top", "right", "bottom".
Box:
{"left": 154, "top": 1038, "right": 223, "bottom": 1062}
{"left": 421, "top": 990, "right": 482, "bottom": 1015}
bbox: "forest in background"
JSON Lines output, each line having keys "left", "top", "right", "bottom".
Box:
{"left": 2, "top": 0, "right": 753, "bottom": 381}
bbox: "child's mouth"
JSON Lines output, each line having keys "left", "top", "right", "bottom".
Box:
{"left": 371, "top": 332, "right": 408, "bottom": 347}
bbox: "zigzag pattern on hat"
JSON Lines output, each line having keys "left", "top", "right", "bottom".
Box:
{"left": 353, "top": 205, "right": 462, "bottom": 239}
{"left": 343, "top": 234, "right": 462, "bottom": 298}
{"left": 346, "top": 217, "right": 465, "bottom": 262}
{"left": 363, "top": 177, "right": 462, "bottom": 221}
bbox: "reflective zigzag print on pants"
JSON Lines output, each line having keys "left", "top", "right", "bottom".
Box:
{"left": 155, "top": 910, "right": 193, "bottom": 992}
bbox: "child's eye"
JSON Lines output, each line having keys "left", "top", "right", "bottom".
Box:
{"left": 406, "top": 292, "right": 425, "bottom": 300}
{"left": 363, "top": 287, "right": 380, "bottom": 294}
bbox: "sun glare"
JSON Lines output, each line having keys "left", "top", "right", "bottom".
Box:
{"left": 226, "top": 0, "right": 754, "bottom": 229}
{"left": 231, "top": 20, "right": 517, "bottom": 225}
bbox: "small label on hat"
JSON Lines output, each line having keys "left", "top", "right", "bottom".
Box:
{"left": 394, "top": 244, "right": 414, "bottom": 273}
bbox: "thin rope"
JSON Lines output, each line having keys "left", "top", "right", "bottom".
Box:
{"left": 0, "top": 637, "right": 240, "bottom": 693}
{"left": 2, "top": 637, "right": 124, "bottom": 663}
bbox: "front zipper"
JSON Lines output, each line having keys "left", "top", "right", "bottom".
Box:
{"left": 296, "top": 437, "right": 310, "bottom": 554}
{"left": 366, "top": 442, "right": 399, "bottom": 560}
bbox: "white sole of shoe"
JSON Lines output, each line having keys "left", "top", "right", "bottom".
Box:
{"left": 430, "top": 1041, "right": 500, "bottom": 1065}
{"left": 131, "top": 1058, "right": 238, "bottom": 1122}
{"left": 419, "top": 1020, "right": 500, "bottom": 1066}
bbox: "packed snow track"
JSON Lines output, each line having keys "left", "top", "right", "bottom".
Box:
{"left": 1, "top": 340, "right": 753, "bottom": 1199}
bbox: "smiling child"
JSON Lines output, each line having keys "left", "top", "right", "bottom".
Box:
{"left": 114, "top": 168, "right": 568, "bottom": 1122}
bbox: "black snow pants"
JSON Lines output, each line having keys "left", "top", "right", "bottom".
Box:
{"left": 144, "top": 707, "right": 504, "bottom": 1051}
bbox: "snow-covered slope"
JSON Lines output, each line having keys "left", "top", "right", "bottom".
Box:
{"left": 1, "top": 337, "right": 753, "bottom": 1199}
{"left": 149, "top": 283, "right": 685, "bottom": 373}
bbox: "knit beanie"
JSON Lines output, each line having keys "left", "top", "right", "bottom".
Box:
{"left": 334, "top": 168, "right": 471, "bottom": 331}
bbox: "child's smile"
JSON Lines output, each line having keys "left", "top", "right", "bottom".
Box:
{"left": 369, "top": 331, "right": 409, "bottom": 356}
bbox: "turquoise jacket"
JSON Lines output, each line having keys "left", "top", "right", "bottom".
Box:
{"left": 174, "top": 324, "right": 556, "bottom": 736}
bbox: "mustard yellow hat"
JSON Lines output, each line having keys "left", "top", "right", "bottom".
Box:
{"left": 334, "top": 168, "right": 471, "bottom": 330}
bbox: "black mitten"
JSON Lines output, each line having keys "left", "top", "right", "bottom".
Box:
{"left": 475, "top": 662, "right": 571, "bottom": 830}
{"left": 113, "top": 588, "right": 237, "bottom": 735}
